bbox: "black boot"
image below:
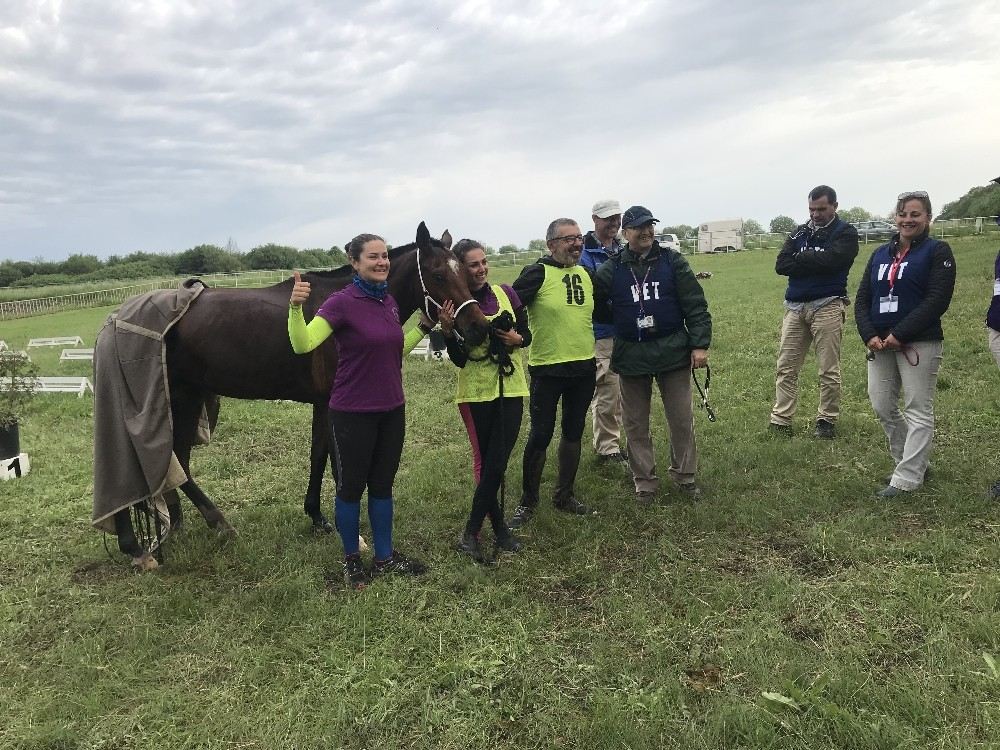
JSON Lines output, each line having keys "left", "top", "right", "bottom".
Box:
{"left": 554, "top": 439, "right": 592, "bottom": 515}
{"left": 510, "top": 448, "right": 546, "bottom": 529}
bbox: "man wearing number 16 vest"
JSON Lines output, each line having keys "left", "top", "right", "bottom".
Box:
{"left": 593, "top": 205, "right": 712, "bottom": 504}
{"left": 508, "top": 218, "right": 598, "bottom": 529}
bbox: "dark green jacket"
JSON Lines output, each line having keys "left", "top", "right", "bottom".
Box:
{"left": 593, "top": 242, "right": 712, "bottom": 376}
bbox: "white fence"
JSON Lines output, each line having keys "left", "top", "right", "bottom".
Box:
{"left": 0, "top": 268, "right": 312, "bottom": 321}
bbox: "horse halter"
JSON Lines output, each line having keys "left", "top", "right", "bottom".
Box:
{"left": 415, "top": 244, "right": 479, "bottom": 321}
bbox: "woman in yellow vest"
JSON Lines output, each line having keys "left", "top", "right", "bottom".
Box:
{"left": 436, "top": 239, "right": 532, "bottom": 563}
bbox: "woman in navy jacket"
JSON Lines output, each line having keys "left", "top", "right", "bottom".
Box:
{"left": 987, "top": 247, "right": 1000, "bottom": 499}
{"left": 855, "top": 192, "right": 956, "bottom": 498}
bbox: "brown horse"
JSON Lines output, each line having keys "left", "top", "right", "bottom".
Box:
{"left": 114, "top": 222, "right": 489, "bottom": 568}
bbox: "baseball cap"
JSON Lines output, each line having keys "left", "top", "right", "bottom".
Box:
{"left": 591, "top": 199, "right": 622, "bottom": 219}
{"left": 622, "top": 205, "right": 659, "bottom": 228}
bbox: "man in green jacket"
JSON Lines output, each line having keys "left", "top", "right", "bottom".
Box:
{"left": 592, "top": 205, "right": 712, "bottom": 503}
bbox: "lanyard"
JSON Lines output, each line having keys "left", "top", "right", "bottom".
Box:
{"left": 629, "top": 261, "right": 654, "bottom": 316}
{"left": 888, "top": 247, "right": 910, "bottom": 293}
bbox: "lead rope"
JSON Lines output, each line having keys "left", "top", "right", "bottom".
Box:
{"left": 692, "top": 364, "right": 716, "bottom": 422}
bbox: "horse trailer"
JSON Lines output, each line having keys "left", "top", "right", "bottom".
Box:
{"left": 697, "top": 219, "right": 744, "bottom": 253}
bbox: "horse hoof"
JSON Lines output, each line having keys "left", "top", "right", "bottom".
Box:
{"left": 217, "top": 521, "right": 238, "bottom": 538}
{"left": 312, "top": 518, "right": 335, "bottom": 534}
{"left": 131, "top": 553, "right": 159, "bottom": 572}
{"left": 358, "top": 535, "right": 368, "bottom": 552}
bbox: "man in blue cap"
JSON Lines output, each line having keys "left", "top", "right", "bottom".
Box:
{"left": 592, "top": 205, "right": 712, "bottom": 504}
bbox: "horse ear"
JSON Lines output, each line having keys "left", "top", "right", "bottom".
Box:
{"left": 441, "top": 229, "right": 453, "bottom": 250}
{"left": 416, "top": 221, "right": 431, "bottom": 247}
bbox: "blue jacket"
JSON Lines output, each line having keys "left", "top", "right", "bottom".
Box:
{"left": 854, "top": 233, "right": 956, "bottom": 344}
{"left": 775, "top": 217, "right": 859, "bottom": 301}
{"left": 988, "top": 250, "right": 1000, "bottom": 332}
{"left": 580, "top": 230, "right": 620, "bottom": 339}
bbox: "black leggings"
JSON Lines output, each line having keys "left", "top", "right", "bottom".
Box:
{"left": 328, "top": 405, "right": 405, "bottom": 503}
{"left": 523, "top": 373, "right": 596, "bottom": 453}
{"left": 458, "top": 397, "right": 523, "bottom": 536}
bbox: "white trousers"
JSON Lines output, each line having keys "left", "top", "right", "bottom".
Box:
{"left": 866, "top": 340, "right": 943, "bottom": 490}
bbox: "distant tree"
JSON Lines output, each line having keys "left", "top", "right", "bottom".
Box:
{"left": 839, "top": 206, "right": 872, "bottom": 223}
{"left": 176, "top": 244, "right": 244, "bottom": 275}
{"left": 742, "top": 219, "right": 764, "bottom": 236}
{"left": 770, "top": 215, "right": 797, "bottom": 234}
{"left": 60, "top": 253, "right": 102, "bottom": 275}
{"left": 527, "top": 239, "right": 547, "bottom": 255}
{"left": 497, "top": 244, "right": 519, "bottom": 254}
{"left": 662, "top": 224, "right": 696, "bottom": 238}
{"left": 0, "top": 262, "right": 23, "bottom": 287}
{"left": 31, "top": 259, "right": 60, "bottom": 276}
{"left": 298, "top": 249, "right": 331, "bottom": 268}
{"left": 328, "top": 246, "right": 348, "bottom": 266}
{"left": 936, "top": 182, "right": 1000, "bottom": 220}
{"left": 245, "top": 243, "right": 299, "bottom": 270}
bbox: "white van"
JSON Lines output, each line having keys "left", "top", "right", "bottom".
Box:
{"left": 697, "top": 219, "right": 743, "bottom": 253}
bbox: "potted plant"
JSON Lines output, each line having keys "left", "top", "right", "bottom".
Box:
{"left": 0, "top": 351, "right": 39, "bottom": 460}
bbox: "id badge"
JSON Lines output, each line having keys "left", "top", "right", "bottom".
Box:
{"left": 637, "top": 315, "right": 655, "bottom": 330}
{"left": 994, "top": 279, "right": 1000, "bottom": 296}
{"left": 879, "top": 294, "right": 898, "bottom": 314}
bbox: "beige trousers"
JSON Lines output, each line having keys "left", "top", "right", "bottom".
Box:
{"left": 770, "top": 299, "right": 846, "bottom": 426}
{"left": 619, "top": 367, "right": 697, "bottom": 494}
{"left": 591, "top": 337, "right": 622, "bottom": 455}
{"left": 867, "top": 340, "right": 943, "bottom": 490}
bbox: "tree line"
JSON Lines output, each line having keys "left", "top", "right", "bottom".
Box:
{"left": 656, "top": 206, "right": 889, "bottom": 241}
{"left": 0, "top": 243, "right": 350, "bottom": 289}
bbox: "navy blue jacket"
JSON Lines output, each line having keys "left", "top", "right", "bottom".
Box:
{"left": 988, "top": 250, "right": 1000, "bottom": 332}
{"left": 854, "top": 232, "right": 956, "bottom": 344}
{"left": 608, "top": 251, "right": 684, "bottom": 341}
{"left": 580, "top": 231, "right": 620, "bottom": 340}
{"left": 776, "top": 217, "right": 859, "bottom": 301}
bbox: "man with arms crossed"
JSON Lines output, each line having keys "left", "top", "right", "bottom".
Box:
{"left": 770, "top": 185, "right": 859, "bottom": 438}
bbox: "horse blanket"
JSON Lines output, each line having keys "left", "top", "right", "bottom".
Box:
{"left": 91, "top": 280, "right": 206, "bottom": 535}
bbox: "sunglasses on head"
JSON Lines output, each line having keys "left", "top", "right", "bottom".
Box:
{"left": 897, "top": 190, "right": 929, "bottom": 201}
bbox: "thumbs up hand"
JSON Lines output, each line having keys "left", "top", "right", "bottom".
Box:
{"left": 290, "top": 270, "right": 311, "bottom": 307}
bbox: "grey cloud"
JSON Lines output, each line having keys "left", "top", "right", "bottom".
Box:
{"left": 1, "top": 0, "right": 997, "bottom": 259}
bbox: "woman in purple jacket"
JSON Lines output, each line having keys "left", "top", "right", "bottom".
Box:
{"left": 288, "top": 233, "right": 428, "bottom": 589}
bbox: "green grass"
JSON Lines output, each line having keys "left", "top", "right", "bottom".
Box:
{"left": 2, "top": 238, "right": 998, "bottom": 749}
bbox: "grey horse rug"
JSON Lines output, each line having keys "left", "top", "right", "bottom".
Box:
{"left": 91, "top": 279, "right": 207, "bottom": 536}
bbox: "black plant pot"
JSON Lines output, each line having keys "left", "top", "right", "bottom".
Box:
{"left": 0, "top": 421, "right": 20, "bottom": 460}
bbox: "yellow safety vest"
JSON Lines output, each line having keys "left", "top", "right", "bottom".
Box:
{"left": 455, "top": 284, "right": 530, "bottom": 403}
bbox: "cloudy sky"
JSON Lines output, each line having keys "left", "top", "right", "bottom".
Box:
{"left": 2, "top": 0, "right": 998, "bottom": 261}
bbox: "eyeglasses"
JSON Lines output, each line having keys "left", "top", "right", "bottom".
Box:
{"left": 897, "top": 191, "right": 929, "bottom": 201}
{"left": 550, "top": 234, "right": 584, "bottom": 244}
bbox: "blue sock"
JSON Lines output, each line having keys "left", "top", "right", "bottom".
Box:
{"left": 368, "top": 496, "right": 394, "bottom": 561}
{"left": 334, "top": 496, "right": 361, "bottom": 556}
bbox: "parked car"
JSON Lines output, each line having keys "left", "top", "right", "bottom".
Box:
{"left": 655, "top": 232, "right": 680, "bottom": 251}
{"left": 852, "top": 220, "right": 896, "bottom": 241}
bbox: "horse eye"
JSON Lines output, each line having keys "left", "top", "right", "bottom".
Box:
{"left": 433, "top": 272, "right": 445, "bottom": 282}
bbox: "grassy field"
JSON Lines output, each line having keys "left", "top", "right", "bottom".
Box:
{"left": 1, "top": 238, "right": 998, "bottom": 749}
